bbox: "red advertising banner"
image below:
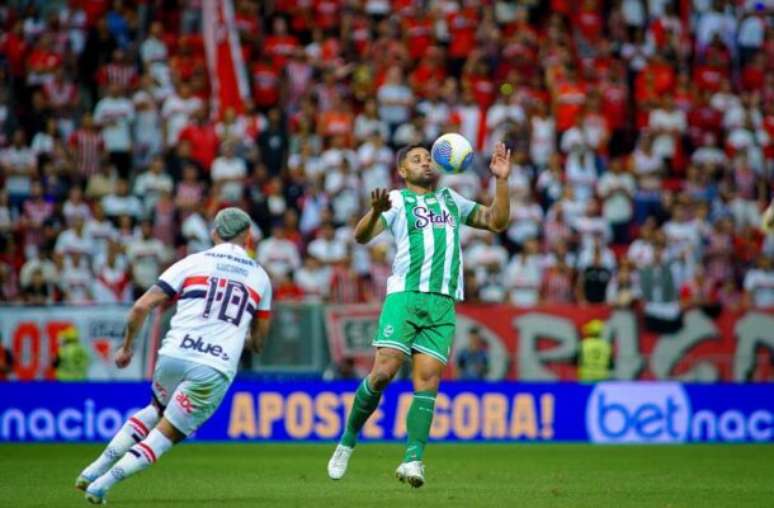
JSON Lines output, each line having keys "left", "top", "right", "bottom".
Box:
{"left": 325, "top": 305, "right": 774, "bottom": 382}
{"left": 0, "top": 306, "right": 152, "bottom": 381}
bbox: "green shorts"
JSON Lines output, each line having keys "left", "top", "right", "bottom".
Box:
{"left": 372, "top": 291, "right": 456, "bottom": 364}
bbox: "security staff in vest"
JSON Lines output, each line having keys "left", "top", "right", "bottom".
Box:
{"left": 53, "top": 326, "right": 90, "bottom": 381}
{"left": 578, "top": 319, "right": 612, "bottom": 382}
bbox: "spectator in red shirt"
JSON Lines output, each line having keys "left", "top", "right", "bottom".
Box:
{"left": 26, "top": 33, "right": 63, "bottom": 87}
{"left": 447, "top": 5, "right": 478, "bottom": 76}
{"left": 599, "top": 71, "right": 630, "bottom": 154}
{"left": 265, "top": 17, "right": 300, "bottom": 69}
{"left": 636, "top": 54, "right": 676, "bottom": 99}
{"left": 96, "top": 48, "right": 139, "bottom": 93}
{"left": 693, "top": 53, "right": 728, "bottom": 93}
{"left": 553, "top": 67, "right": 587, "bottom": 133}
{"left": 741, "top": 52, "right": 765, "bottom": 92}
{"left": 688, "top": 90, "right": 723, "bottom": 147}
{"left": 463, "top": 57, "right": 496, "bottom": 110}
{"left": 252, "top": 54, "right": 282, "bottom": 112}
{"left": 314, "top": 0, "right": 341, "bottom": 32}
{"left": 575, "top": 0, "right": 604, "bottom": 47}
{"left": 403, "top": 8, "right": 435, "bottom": 60}
{"left": 178, "top": 108, "right": 220, "bottom": 170}
{"left": 1, "top": 21, "right": 29, "bottom": 83}
{"left": 410, "top": 50, "right": 447, "bottom": 99}
{"left": 317, "top": 94, "right": 354, "bottom": 144}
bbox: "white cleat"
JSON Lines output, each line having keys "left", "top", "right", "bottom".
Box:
{"left": 327, "top": 444, "right": 354, "bottom": 480}
{"left": 395, "top": 461, "right": 425, "bottom": 488}
{"left": 84, "top": 485, "right": 107, "bottom": 505}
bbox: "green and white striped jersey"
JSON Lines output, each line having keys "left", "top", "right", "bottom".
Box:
{"left": 380, "top": 187, "right": 480, "bottom": 301}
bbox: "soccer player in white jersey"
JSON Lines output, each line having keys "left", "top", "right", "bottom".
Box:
{"left": 76, "top": 208, "right": 272, "bottom": 504}
{"left": 327, "top": 143, "right": 511, "bottom": 487}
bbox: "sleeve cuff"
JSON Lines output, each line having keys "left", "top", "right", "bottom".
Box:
{"left": 155, "top": 280, "right": 177, "bottom": 298}
{"left": 464, "top": 204, "right": 481, "bottom": 226}
{"left": 256, "top": 310, "right": 272, "bottom": 319}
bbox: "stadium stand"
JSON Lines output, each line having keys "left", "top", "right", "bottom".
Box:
{"left": 0, "top": 0, "right": 772, "bottom": 311}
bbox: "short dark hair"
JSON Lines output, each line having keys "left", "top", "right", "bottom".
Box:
{"left": 395, "top": 144, "right": 427, "bottom": 168}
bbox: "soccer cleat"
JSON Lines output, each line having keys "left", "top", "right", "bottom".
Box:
{"left": 395, "top": 461, "right": 425, "bottom": 488}
{"left": 75, "top": 474, "right": 94, "bottom": 491}
{"left": 327, "top": 444, "right": 354, "bottom": 480}
{"left": 84, "top": 485, "right": 107, "bottom": 505}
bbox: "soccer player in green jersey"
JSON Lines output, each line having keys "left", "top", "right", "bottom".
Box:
{"left": 327, "top": 142, "right": 511, "bottom": 487}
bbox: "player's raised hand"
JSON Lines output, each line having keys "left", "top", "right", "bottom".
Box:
{"left": 763, "top": 200, "right": 774, "bottom": 234}
{"left": 371, "top": 188, "right": 391, "bottom": 214}
{"left": 489, "top": 142, "right": 511, "bottom": 180}
{"left": 114, "top": 345, "right": 133, "bottom": 368}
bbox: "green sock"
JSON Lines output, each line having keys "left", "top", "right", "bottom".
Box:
{"left": 403, "top": 391, "right": 436, "bottom": 462}
{"left": 340, "top": 378, "right": 382, "bottom": 448}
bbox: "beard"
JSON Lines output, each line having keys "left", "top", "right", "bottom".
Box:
{"left": 407, "top": 169, "right": 438, "bottom": 187}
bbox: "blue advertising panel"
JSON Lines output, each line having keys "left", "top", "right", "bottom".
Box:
{"left": 1, "top": 382, "right": 772, "bottom": 443}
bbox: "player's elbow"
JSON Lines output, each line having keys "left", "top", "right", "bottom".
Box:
{"left": 354, "top": 232, "right": 370, "bottom": 244}
{"left": 489, "top": 221, "right": 508, "bottom": 234}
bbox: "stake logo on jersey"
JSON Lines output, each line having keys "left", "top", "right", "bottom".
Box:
{"left": 380, "top": 188, "right": 479, "bottom": 301}
{"left": 413, "top": 205, "right": 455, "bottom": 229}
{"left": 154, "top": 242, "right": 272, "bottom": 380}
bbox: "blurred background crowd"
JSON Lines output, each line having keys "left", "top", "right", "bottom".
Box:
{"left": 0, "top": 0, "right": 772, "bottom": 322}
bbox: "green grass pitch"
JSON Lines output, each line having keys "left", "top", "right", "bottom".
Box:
{"left": 2, "top": 443, "right": 772, "bottom": 507}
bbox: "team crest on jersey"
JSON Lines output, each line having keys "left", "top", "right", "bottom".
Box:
{"left": 413, "top": 206, "right": 455, "bottom": 229}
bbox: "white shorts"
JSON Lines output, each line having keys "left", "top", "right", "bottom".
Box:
{"left": 151, "top": 355, "right": 231, "bottom": 436}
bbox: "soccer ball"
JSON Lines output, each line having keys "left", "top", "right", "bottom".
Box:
{"left": 431, "top": 133, "right": 473, "bottom": 174}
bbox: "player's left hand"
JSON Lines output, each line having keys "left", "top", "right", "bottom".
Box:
{"left": 489, "top": 142, "right": 512, "bottom": 180}
{"left": 115, "top": 345, "right": 133, "bottom": 368}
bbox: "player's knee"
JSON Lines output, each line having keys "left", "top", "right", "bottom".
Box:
{"left": 369, "top": 368, "right": 396, "bottom": 391}
{"left": 413, "top": 370, "right": 441, "bottom": 391}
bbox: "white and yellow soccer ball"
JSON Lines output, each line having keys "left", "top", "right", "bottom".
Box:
{"left": 431, "top": 132, "right": 474, "bottom": 174}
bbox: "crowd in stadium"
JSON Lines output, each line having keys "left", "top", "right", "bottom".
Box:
{"left": 0, "top": 0, "right": 772, "bottom": 317}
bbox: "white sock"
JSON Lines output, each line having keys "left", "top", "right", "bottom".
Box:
{"left": 90, "top": 429, "right": 174, "bottom": 492}
{"left": 81, "top": 405, "right": 159, "bottom": 480}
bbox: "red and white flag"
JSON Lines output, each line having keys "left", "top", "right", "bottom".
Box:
{"left": 202, "top": 0, "right": 249, "bottom": 116}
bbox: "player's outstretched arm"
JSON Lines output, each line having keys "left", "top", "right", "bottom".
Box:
{"left": 354, "top": 188, "right": 391, "bottom": 244}
{"left": 115, "top": 285, "right": 170, "bottom": 368}
{"left": 466, "top": 142, "right": 511, "bottom": 233}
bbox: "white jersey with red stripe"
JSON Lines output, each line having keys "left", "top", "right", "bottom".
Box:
{"left": 154, "top": 242, "right": 272, "bottom": 380}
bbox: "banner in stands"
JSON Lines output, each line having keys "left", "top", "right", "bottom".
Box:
{"left": 0, "top": 306, "right": 152, "bottom": 381}
{"left": 326, "top": 305, "right": 774, "bottom": 382}
{"left": 1, "top": 381, "right": 772, "bottom": 443}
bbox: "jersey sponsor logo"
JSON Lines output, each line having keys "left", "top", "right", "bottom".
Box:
{"left": 180, "top": 334, "right": 231, "bottom": 361}
{"left": 413, "top": 206, "right": 455, "bottom": 229}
